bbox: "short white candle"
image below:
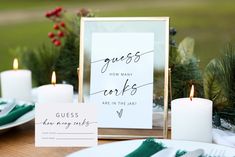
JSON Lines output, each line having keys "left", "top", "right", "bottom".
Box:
{"left": 0, "top": 58, "right": 32, "bottom": 101}
{"left": 37, "top": 71, "right": 73, "bottom": 103}
{"left": 171, "top": 95, "right": 213, "bottom": 142}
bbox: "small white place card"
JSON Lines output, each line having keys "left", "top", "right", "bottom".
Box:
{"left": 35, "top": 103, "right": 97, "bottom": 147}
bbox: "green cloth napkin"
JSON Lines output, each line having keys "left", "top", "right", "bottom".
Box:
{"left": 125, "top": 138, "right": 187, "bottom": 157}
{"left": 0, "top": 104, "right": 34, "bottom": 126}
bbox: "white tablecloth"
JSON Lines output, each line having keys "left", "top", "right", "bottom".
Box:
{"left": 213, "top": 128, "right": 235, "bottom": 148}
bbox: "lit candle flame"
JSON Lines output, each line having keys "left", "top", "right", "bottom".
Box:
{"left": 189, "top": 85, "right": 194, "bottom": 101}
{"left": 13, "top": 58, "right": 18, "bottom": 70}
{"left": 51, "top": 71, "right": 56, "bottom": 86}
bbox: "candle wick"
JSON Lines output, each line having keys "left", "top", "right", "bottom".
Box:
{"left": 190, "top": 96, "right": 193, "bottom": 101}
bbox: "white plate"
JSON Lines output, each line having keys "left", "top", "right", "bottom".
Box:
{"left": 0, "top": 108, "right": 34, "bottom": 132}
{"left": 0, "top": 98, "right": 35, "bottom": 132}
{"left": 67, "top": 139, "right": 235, "bottom": 157}
{"left": 0, "top": 88, "right": 76, "bottom": 133}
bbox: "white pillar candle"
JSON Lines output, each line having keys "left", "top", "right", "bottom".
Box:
{"left": 171, "top": 97, "right": 212, "bottom": 143}
{"left": 38, "top": 84, "right": 73, "bottom": 103}
{"left": 0, "top": 58, "right": 32, "bottom": 101}
{"left": 37, "top": 71, "right": 73, "bottom": 103}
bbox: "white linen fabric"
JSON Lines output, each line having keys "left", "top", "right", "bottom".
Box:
{"left": 213, "top": 128, "right": 235, "bottom": 148}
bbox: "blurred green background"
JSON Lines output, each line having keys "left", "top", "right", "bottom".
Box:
{"left": 0, "top": 0, "right": 235, "bottom": 71}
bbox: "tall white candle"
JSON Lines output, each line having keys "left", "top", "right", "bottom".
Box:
{"left": 171, "top": 93, "right": 213, "bottom": 142}
{"left": 37, "top": 71, "right": 73, "bottom": 103}
{"left": 0, "top": 58, "right": 32, "bottom": 101}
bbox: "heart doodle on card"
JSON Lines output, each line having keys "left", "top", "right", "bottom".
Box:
{"left": 116, "top": 109, "right": 123, "bottom": 118}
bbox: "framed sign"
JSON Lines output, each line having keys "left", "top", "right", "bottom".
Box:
{"left": 79, "top": 17, "right": 169, "bottom": 139}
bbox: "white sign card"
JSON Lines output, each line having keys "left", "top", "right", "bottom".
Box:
{"left": 35, "top": 103, "right": 97, "bottom": 147}
{"left": 90, "top": 33, "right": 154, "bottom": 129}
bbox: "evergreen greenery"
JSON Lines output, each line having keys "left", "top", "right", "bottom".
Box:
{"left": 54, "top": 32, "right": 79, "bottom": 91}
{"left": 20, "top": 45, "right": 59, "bottom": 86}
{"left": 204, "top": 43, "right": 235, "bottom": 127}
{"left": 21, "top": 32, "right": 79, "bottom": 90}
{"left": 169, "top": 29, "right": 204, "bottom": 102}
{"left": 20, "top": 8, "right": 94, "bottom": 91}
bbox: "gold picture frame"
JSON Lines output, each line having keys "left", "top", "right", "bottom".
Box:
{"left": 79, "top": 17, "right": 169, "bottom": 139}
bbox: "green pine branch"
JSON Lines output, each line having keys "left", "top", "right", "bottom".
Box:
{"left": 204, "top": 43, "right": 235, "bottom": 127}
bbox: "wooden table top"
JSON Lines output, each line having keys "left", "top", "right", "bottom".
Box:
{"left": 0, "top": 120, "right": 116, "bottom": 157}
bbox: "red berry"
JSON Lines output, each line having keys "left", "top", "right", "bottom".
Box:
{"left": 54, "top": 40, "right": 61, "bottom": 46}
{"left": 47, "top": 10, "right": 55, "bottom": 17}
{"left": 45, "top": 12, "right": 51, "bottom": 18}
{"left": 51, "top": 38, "right": 57, "bottom": 43}
{"left": 55, "top": 12, "right": 60, "bottom": 17}
{"left": 48, "top": 32, "right": 54, "bottom": 38}
{"left": 60, "top": 22, "right": 65, "bottom": 27}
{"left": 57, "top": 31, "right": 64, "bottom": 37}
{"left": 55, "top": 7, "right": 62, "bottom": 13}
{"left": 49, "top": 9, "right": 58, "bottom": 16}
{"left": 53, "top": 24, "right": 60, "bottom": 30}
